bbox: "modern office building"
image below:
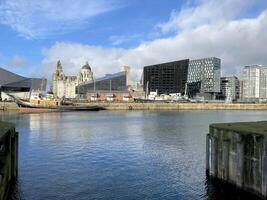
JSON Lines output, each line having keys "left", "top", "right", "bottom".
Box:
{"left": 242, "top": 65, "right": 267, "bottom": 101}
{"left": 143, "top": 59, "right": 189, "bottom": 95}
{"left": 220, "top": 76, "right": 240, "bottom": 102}
{"left": 76, "top": 68, "right": 132, "bottom": 101}
{"left": 187, "top": 57, "right": 221, "bottom": 99}
{"left": 0, "top": 67, "right": 46, "bottom": 100}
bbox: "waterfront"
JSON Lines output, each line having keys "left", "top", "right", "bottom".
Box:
{"left": 0, "top": 110, "right": 266, "bottom": 200}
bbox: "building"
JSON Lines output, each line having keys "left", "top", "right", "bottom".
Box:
{"left": 76, "top": 67, "right": 132, "bottom": 101}
{"left": 242, "top": 65, "right": 267, "bottom": 101}
{"left": 187, "top": 57, "right": 221, "bottom": 99}
{"left": 52, "top": 60, "right": 93, "bottom": 99}
{"left": 143, "top": 59, "right": 189, "bottom": 95}
{"left": 0, "top": 67, "right": 46, "bottom": 100}
{"left": 239, "top": 80, "right": 244, "bottom": 101}
{"left": 220, "top": 76, "right": 240, "bottom": 102}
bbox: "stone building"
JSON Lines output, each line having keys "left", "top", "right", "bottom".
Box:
{"left": 52, "top": 60, "right": 93, "bottom": 99}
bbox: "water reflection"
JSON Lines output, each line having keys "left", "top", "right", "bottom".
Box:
{"left": 0, "top": 110, "right": 267, "bottom": 200}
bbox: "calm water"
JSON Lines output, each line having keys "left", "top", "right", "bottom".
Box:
{"left": 1, "top": 110, "right": 266, "bottom": 200}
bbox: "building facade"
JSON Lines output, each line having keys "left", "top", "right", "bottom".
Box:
{"left": 76, "top": 68, "right": 132, "bottom": 101}
{"left": 143, "top": 59, "right": 189, "bottom": 95}
{"left": 239, "top": 80, "right": 244, "bottom": 101}
{"left": 52, "top": 61, "right": 93, "bottom": 99}
{"left": 220, "top": 76, "right": 240, "bottom": 102}
{"left": 187, "top": 57, "right": 221, "bottom": 99}
{"left": 0, "top": 67, "right": 46, "bottom": 100}
{"left": 242, "top": 65, "right": 267, "bottom": 101}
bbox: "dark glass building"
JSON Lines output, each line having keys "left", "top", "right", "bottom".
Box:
{"left": 143, "top": 59, "right": 189, "bottom": 95}
{"left": 0, "top": 67, "right": 46, "bottom": 92}
{"left": 76, "top": 71, "right": 127, "bottom": 95}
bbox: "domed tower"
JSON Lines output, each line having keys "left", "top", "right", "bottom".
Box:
{"left": 80, "top": 61, "right": 93, "bottom": 82}
{"left": 52, "top": 60, "right": 65, "bottom": 97}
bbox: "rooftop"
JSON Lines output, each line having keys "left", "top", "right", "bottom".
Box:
{"left": 78, "top": 71, "right": 126, "bottom": 86}
{"left": 210, "top": 121, "right": 267, "bottom": 135}
{"left": 0, "top": 67, "right": 25, "bottom": 85}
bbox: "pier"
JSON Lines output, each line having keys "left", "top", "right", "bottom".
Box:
{"left": 0, "top": 121, "right": 18, "bottom": 200}
{"left": 206, "top": 121, "right": 267, "bottom": 198}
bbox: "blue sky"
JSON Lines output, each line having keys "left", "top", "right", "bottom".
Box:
{"left": 0, "top": 0, "right": 267, "bottom": 81}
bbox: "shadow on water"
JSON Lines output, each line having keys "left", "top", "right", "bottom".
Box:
{"left": 7, "top": 181, "right": 22, "bottom": 200}
{"left": 205, "top": 176, "right": 264, "bottom": 200}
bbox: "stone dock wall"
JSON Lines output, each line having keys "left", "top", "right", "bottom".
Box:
{"left": 81, "top": 102, "right": 267, "bottom": 110}
{"left": 0, "top": 121, "right": 18, "bottom": 200}
{"left": 0, "top": 103, "right": 18, "bottom": 111}
{"left": 3, "top": 101, "right": 267, "bottom": 111}
{"left": 206, "top": 121, "right": 267, "bottom": 198}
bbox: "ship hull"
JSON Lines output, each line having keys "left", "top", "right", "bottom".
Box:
{"left": 7, "top": 94, "right": 102, "bottom": 113}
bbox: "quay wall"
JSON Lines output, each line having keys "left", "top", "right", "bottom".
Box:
{"left": 0, "top": 103, "right": 18, "bottom": 111}
{"left": 78, "top": 102, "right": 267, "bottom": 110}
{"left": 0, "top": 121, "right": 18, "bottom": 200}
{"left": 206, "top": 121, "right": 267, "bottom": 199}
{"left": 3, "top": 101, "right": 267, "bottom": 111}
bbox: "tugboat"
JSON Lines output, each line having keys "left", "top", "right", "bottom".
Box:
{"left": 7, "top": 91, "right": 101, "bottom": 113}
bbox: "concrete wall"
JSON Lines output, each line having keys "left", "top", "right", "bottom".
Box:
{"left": 3, "top": 101, "right": 267, "bottom": 111}
{"left": 0, "top": 121, "right": 18, "bottom": 200}
{"left": 0, "top": 103, "right": 18, "bottom": 111}
{"left": 206, "top": 122, "right": 267, "bottom": 198}
{"left": 79, "top": 102, "right": 267, "bottom": 110}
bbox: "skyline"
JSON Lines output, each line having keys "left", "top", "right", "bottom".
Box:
{"left": 0, "top": 0, "right": 267, "bottom": 81}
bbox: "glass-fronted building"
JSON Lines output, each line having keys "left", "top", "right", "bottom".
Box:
{"left": 143, "top": 59, "right": 189, "bottom": 95}
{"left": 187, "top": 57, "right": 221, "bottom": 98}
{"left": 76, "top": 71, "right": 127, "bottom": 95}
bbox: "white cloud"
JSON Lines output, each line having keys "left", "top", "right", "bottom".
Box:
{"left": 0, "top": 0, "right": 124, "bottom": 39}
{"left": 158, "top": 0, "right": 257, "bottom": 33}
{"left": 7, "top": 55, "right": 29, "bottom": 67}
{"left": 40, "top": 1, "right": 267, "bottom": 83}
{"left": 109, "top": 34, "right": 142, "bottom": 46}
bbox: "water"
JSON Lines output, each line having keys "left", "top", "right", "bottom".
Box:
{"left": 1, "top": 110, "right": 266, "bottom": 200}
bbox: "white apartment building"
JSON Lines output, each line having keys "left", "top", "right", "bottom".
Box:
{"left": 242, "top": 65, "right": 267, "bottom": 101}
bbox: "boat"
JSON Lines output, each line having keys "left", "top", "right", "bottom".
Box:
{"left": 6, "top": 92, "right": 102, "bottom": 113}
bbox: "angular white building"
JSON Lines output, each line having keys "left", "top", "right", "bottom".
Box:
{"left": 52, "top": 61, "right": 94, "bottom": 99}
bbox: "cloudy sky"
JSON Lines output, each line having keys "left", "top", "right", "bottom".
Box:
{"left": 0, "top": 0, "right": 267, "bottom": 82}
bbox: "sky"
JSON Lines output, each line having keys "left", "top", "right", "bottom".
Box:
{"left": 0, "top": 0, "right": 267, "bottom": 83}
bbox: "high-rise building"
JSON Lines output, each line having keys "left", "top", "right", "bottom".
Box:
{"left": 220, "top": 76, "right": 240, "bottom": 102}
{"left": 187, "top": 57, "right": 221, "bottom": 99}
{"left": 239, "top": 80, "right": 244, "bottom": 101}
{"left": 143, "top": 59, "right": 189, "bottom": 95}
{"left": 242, "top": 65, "right": 267, "bottom": 101}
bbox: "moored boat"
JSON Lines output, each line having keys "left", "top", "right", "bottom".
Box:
{"left": 7, "top": 92, "right": 102, "bottom": 113}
